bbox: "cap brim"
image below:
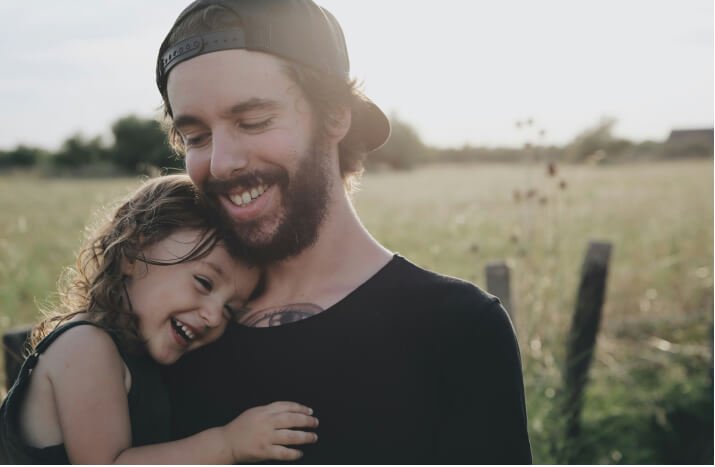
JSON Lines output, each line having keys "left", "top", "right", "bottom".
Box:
{"left": 350, "top": 97, "right": 391, "bottom": 153}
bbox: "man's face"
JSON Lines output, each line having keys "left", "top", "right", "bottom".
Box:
{"left": 166, "top": 50, "right": 335, "bottom": 261}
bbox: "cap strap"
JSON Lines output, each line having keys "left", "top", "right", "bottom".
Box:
{"left": 160, "top": 27, "right": 271, "bottom": 77}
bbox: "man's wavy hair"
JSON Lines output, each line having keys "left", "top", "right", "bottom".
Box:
{"left": 159, "top": 4, "right": 370, "bottom": 192}
{"left": 30, "top": 175, "right": 224, "bottom": 355}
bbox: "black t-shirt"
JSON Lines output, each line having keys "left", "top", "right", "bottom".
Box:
{"left": 164, "top": 255, "right": 532, "bottom": 464}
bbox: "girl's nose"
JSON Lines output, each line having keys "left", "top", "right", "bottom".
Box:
{"left": 199, "top": 301, "right": 225, "bottom": 328}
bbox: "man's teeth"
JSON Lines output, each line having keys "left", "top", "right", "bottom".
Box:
{"left": 230, "top": 184, "right": 267, "bottom": 207}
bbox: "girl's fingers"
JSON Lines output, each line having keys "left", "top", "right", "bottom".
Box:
{"left": 273, "top": 429, "right": 319, "bottom": 446}
{"left": 267, "top": 445, "right": 305, "bottom": 462}
{"left": 273, "top": 412, "right": 319, "bottom": 429}
{"left": 265, "top": 401, "right": 314, "bottom": 415}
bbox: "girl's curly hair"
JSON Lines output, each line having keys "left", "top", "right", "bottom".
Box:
{"left": 30, "top": 174, "right": 224, "bottom": 355}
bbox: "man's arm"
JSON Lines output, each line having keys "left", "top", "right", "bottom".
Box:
{"left": 434, "top": 294, "right": 532, "bottom": 464}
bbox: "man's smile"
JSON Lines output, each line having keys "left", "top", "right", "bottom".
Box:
{"left": 219, "top": 182, "right": 279, "bottom": 224}
{"left": 228, "top": 183, "right": 268, "bottom": 207}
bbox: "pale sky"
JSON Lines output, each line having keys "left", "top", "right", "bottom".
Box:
{"left": 0, "top": 0, "right": 712, "bottom": 150}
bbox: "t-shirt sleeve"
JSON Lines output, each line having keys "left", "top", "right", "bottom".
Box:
{"left": 434, "top": 290, "right": 532, "bottom": 464}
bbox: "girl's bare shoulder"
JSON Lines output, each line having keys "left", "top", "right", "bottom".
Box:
{"left": 37, "top": 323, "right": 130, "bottom": 391}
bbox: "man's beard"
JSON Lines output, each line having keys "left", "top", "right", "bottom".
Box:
{"left": 204, "top": 137, "right": 333, "bottom": 265}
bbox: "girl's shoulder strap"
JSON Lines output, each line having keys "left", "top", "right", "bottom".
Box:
{"left": 11, "top": 320, "right": 123, "bottom": 394}
{"left": 32, "top": 320, "right": 116, "bottom": 356}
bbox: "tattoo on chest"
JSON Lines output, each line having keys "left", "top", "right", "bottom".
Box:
{"left": 238, "top": 303, "right": 324, "bottom": 327}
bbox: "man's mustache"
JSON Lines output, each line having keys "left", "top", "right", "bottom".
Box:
{"left": 201, "top": 167, "right": 289, "bottom": 195}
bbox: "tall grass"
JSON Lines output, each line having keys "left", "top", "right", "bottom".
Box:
{"left": 355, "top": 160, "right": 713, "bottom": 463}
{"left": 1, "top": 160, "right": 712, "bottom": 463}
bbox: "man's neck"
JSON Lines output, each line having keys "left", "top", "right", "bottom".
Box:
{"left": 245, "top": 186, "right": 392, "bottom": 323}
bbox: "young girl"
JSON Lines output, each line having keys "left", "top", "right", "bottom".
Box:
{"left": 0, "top": 175, "right": 318, "bottom": 464}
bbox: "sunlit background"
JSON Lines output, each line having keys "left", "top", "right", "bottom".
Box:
{"left": 0, "top": 0, "right": 712, "bottom": 150}
{"left": 0, "top": 2, "right": 712, "bottom": 464}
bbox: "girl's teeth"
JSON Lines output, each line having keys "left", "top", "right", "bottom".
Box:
{"left": 181, "top": 324, "right": 194, "bottom": 340}
{"left": 174, "top": 319, "right": 194, "bottom": 341}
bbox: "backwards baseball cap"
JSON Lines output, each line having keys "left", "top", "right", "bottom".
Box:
{"left": 156, "top": 0, "right": 390, "bottom": 152}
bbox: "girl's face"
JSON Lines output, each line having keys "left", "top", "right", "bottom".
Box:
{"left": 123, "top": 229, "right": 259, "bottom": 365}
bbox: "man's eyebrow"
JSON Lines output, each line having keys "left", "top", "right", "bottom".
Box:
{"left": 173, "top": 114, "right": 204, "bottom": 130}
{"left": 173, "top": 98, "right": 280, "bottom": 130}
{"left": 226, "top": 98, "right": 280, "bottom": 116}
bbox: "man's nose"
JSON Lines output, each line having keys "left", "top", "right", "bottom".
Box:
{"left": 210, "top": 127, "right": 249, "bottom": 180}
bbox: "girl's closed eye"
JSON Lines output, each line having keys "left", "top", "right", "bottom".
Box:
{"left": 194, "top": 275, "right": 213, "bottom": 292}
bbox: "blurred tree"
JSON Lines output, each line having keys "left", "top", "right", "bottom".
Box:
{"left": 53, "top": 134, "right": 107, "bottom": 168}
{"left": 367, "top": 115, "right": 427, "bottom": 170}
{"left": 0, "top": 145, "right": 47, "bottom": 169}
{"left": 110, "top": 115, "right": 182, "bottom": 174}
{"left": 565, "top": 117, "right": 634, "bottom": 162}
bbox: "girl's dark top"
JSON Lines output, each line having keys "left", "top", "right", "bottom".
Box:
{"left": 165, "top": 255, "right": 532, "bottom": 464}
{"left": 0, "top": 320, "right": 171, "bottom": 464}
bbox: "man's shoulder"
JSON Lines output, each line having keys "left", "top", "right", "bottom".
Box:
{"left": 373, "top": 255, "right": 506, "bottom": 320}
{"left": 383, "top": 255, "right": 497, "bottom": 300}
{"left": 366, "top": 255, "right": 516, "bottom": 345}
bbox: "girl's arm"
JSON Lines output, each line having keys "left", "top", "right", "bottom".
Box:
{"left": 115, "top": 402, "right": 318, "bottom": 464}
{"left": 45, "top": 326, "right": 317, "bottom": 464}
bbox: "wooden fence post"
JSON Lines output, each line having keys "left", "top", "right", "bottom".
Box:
{"left": 562, "top": 241, "right": 613, "bottom": 456}
{"left": 486, "top": 261, "right": 514, "bottom": 323}
{"left": 2, "top": 325, "right": 32, "bottom": 391}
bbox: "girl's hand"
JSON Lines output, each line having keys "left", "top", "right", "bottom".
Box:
{"left": 222, "top": 401, "right": 319, "bottom": 462}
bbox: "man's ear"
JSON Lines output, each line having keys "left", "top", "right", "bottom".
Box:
{"left": 325, "top": 107, "right": 352, "bottom": 143}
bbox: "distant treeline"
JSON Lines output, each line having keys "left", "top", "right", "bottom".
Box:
{"left": 367, "top": 116, "right": 713, "bottom": 170}
{"left": 1, "top": 115, "right": 712, "bottom": 175}
{"left": 0, "top": 116, "right": 181, "bottom": 176}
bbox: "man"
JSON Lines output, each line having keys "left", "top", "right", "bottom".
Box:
{"left": 158, "top": 0, "right": 532, "bottom": 463}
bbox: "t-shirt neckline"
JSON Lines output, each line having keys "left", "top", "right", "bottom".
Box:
{"left": 231, "top": 253, "right": 403, "bottom": 333}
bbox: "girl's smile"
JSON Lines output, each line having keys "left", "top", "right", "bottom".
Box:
{"left": 122, "top": 229, "right": 259, "bottom": 364}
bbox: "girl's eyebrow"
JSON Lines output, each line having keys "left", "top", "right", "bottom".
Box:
{"left": 200, "top": 260, "right": 225, "bottom": 278}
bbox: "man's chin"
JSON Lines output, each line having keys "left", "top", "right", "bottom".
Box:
{"left": 227, "top": 221, "right": 319, "bottom": 265}
{"left": 210, "top": 136, "right": 329, "bottom": 264}
{"left": 230, "top": 240, "right": 303, "bottom": 265}
{"left": 231, "top": 217, "right": 281, "bottom": 246}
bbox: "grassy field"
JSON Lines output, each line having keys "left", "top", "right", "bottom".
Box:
{"left": 1, "top": 160, "right": 712, "bottom": 463}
